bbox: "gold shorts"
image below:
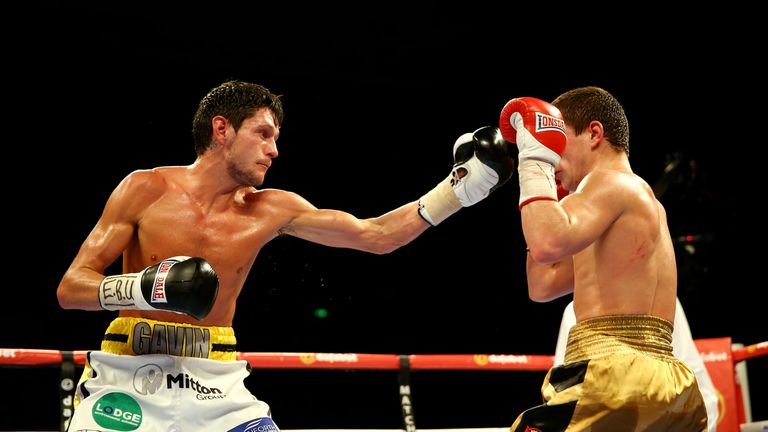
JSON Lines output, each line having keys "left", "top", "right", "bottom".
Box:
{"left": 511, "top": 315, "right": 708, "bottom": 432}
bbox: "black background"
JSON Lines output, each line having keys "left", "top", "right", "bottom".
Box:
{"left": 1, "top": 3, "right": 765, "bottom": 430}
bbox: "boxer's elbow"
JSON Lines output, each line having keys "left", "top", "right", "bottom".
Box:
{"left": 528, "top": 284, "right": 572, "bottom": 302}
{"left": 527, "top": 238, "right": 570, "bottom": 264}
{"left": 528, "top": 287, "right": 563, "bottom": 303}
{"left": 56, "top": 273, "right": 84, "bottom": 310}
{"left": 526, "top": 260, "right": 573, "bottom": 303}
{"left": 360, "top": 239, "right": 401, "bottom": 255}
{"left": 57, "top": 280, "right": 75, "bottom": 309}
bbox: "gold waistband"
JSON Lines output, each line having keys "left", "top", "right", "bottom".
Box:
{"left": 564, "top": 314, "right": 674, "bottom": 364}
{"left": 101, "top": 317, "right": 237, "bottom": 361}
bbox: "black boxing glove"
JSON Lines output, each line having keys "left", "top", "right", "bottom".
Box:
{"left": 98, "top": 256, "right": 219, "bottom": 320}
{"left": 418, "top": 126, "right": 515, "bottom": 225}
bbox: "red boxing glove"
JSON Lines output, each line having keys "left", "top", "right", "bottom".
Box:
{"left": 499, "top": 97, "right": 567, "bottom": 208}
{"left": 499, "top": 97, "right": 566, "bottom": 165}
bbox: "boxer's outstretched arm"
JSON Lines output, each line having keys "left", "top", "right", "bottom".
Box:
{"left": 280, "top": 127, "right": 514, "bottom": 253}
{"left": 278, "top": 196, "right": 428, "bottom": 255}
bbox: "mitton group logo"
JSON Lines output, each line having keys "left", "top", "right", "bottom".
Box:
{"left": 132, "top": 363, "right": 227, "bottom": 400}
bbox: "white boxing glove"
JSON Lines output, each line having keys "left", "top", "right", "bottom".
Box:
{"left": 418, "top": 126, "right": 514, "bottom": 225}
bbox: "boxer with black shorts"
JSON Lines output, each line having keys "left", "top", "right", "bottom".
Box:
{"left": 58, "top": 80, "right": 515, "bottom": 430}
{"left": 499, "top": 88, "right": 708, "bottom": 431}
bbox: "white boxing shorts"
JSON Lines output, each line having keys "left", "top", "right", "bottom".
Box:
{"left": 66, "top": 317, "right": 278, "bottom": 431}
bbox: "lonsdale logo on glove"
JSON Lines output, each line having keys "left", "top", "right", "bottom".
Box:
{"left": 150, "top": 259, "right": 179, "bottom": 304}
{"left": 535, "top": 112, "right": 566, "bottom": 135}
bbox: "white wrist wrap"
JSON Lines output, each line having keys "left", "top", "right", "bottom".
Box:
{"left": 518, "top": 159, "right": 558, "bottom": 208}
{"left": 418, "top": 176, "right": 462, "bottom": 226}
{"left": 98, "top": 272, "right": 152, "bottom": 311}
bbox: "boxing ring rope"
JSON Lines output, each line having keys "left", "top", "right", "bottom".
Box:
{"left": 6, "top": 342, "right": 764, "bottom": 369}
{"left": 0, "top": 350, "right": 557, "bottom": 370}
{"left": 1, "top": 341, "right": 766, "bottom": 432}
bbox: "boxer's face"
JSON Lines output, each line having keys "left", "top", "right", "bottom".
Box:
{"left": 225, "top": 108, "right": 280, "bottom": 187}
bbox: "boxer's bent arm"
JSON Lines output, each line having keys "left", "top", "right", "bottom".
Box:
{"left": 57, "top": 170, "right": 160, "bottom": 310}
{"left": 522, "top": 170, "right": 628, "bottom": 264}
{"left": 526, "top": 254, "right": 574, "bottom": 302}
{"left": 58, "top": 219, "right": 136, "bottom": 310}
{"left": 278, "top": 193, "right": 429, "bottom": 254}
